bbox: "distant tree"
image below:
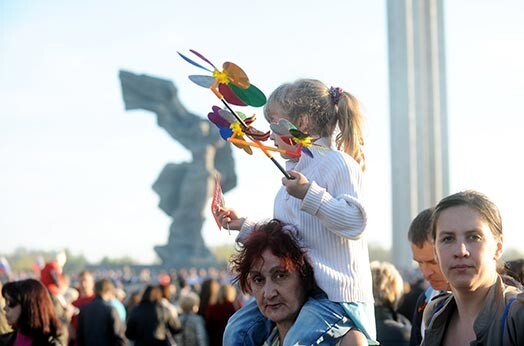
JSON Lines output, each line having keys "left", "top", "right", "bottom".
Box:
{"left": 211, "top": 244, "right": 236, "bottom": 265}
{"left": 99, "top": 256, "right": 137, "bottom": 266}
{"left": 368, "top": 243, "right": 391, "bottom": 262}
{"left": 502, "top": 247, "right": 524, "bottom": 262}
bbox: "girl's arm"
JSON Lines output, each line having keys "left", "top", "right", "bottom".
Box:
{"left": 283, "top": 155, "right": 367, "bottom": 239}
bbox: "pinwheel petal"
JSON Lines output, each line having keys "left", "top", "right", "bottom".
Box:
{"left": 178, "top": 51, "right": 213, "bottom": 73}
{"left": 219, "top": 84, "right": 246, "bottom": 106}
{"left": 270, "top": 119, "right": 295, "bottom": 135}
{"left": 189, "top": 49, "right": 218, "bottom": 70}
{"left": 208, "top": 109, "right": 231, "bottom": 128}
{"left": 229, "top": 84, "right": 267, "bottom": 107}
{"left": 223, "top": 62, "right": 250, "bottom": 89}
{"left": 189, "top": 75, "right": 215, "bottom": 88}
{"left": 290, "top": 128, "right": 311, "bottom": 140}
{"left": 219, "top": 127, "right": 233, "bottom": 140}
{"left": 217, "top": 109, "right": 238, "bottom": 124}
{"left": 302, "top": 147, "right": 314, "bottom": 158}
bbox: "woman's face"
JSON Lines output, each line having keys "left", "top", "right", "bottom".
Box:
{"left": 249, "top": 249, "right": 307, "bottom": 329}
{"left": 434, "top": 205, "right": 503, "bottom": 292}
{"left": 3, "top": 295, "right": 21, "bottom": 326}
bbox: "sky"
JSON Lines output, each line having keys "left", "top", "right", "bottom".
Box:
{"left": 1, "top": 0, "right": 523, "bottom": 264}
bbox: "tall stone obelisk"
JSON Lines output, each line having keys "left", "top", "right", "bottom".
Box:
{"left": 387, "top": 0, "right": 449, "bottom": 269}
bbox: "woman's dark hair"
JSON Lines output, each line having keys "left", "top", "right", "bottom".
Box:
{"left": 140, "top": 285, "right": 163, "bottom": 304}
{"left": 431, "top": 190, "right": 502, "bottom": 241}
{"left": 1, "top": 278, "right": 60, "bottom": 340}
{"left": 230, "top": 219, "right": 317, "bottom": 295}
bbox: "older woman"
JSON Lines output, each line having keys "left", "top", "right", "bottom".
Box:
{"left": 422, "top": 190, "right": 524, "bottom": 346}
{"left": 228, "top": 219, "right": 358, "bottom": 345}
{"left": 1, "top": 279, "right": 62, "bottom": 345}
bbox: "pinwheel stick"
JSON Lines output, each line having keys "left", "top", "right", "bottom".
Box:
{"left": 216, "top": 97, "right": 294, "bottom": 180}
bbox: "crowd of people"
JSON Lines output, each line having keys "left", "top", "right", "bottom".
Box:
{"left": 2, "top": 79, "right": 524, "bottom": 345}
{"left": 0, "top": 262, "right": 244, "bottom": 346}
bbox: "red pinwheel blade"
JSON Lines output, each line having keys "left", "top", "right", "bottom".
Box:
{"left": 178, "top": 51, "right": 213, "bottom": 73}
{"left": 190, "top": 49, "right": 218, "bottom": 70}
{"left": 219, "top": 84, "right": 246, "bottom": 106}
{"left": 279, "top": 136, "right": 295, "bottom": 146}
{"left": 189, "top": 75, "right": 215, "bottom": 88}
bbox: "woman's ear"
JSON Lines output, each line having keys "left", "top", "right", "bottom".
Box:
{"left": 494, "top": 235, "right": 504, "bottom": 260}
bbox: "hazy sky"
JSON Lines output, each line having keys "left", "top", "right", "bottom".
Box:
{"left": 1, "top": 0, "right": 523, "bottom": 263}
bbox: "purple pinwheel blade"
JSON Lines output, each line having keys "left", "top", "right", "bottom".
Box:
{"left": 178, "top": 51, "right": 213, "bottom": 73}
{"left": 188, "top": 75, "right": 215, "bottom": 88}
{"left": 189, "top": 49, "right": 218, "bottom": 70}
{"left": 208, "top": 109, "right": 231, "bottom": 128}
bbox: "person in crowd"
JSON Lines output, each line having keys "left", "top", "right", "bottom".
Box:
{"left": 422, "top": 190, "right": 524, "bottom": 345}
{"left": 40, "top": 251, "right": 71, "bottom": 344}
{"left": 76, "top": 278, "right": 126, "bottom": 346}
{"left": 125, "top": 285, "right": 181, "bottom": 346}
{"left": 176, "top": 292, "right": 208, "bottom": 346}
{"left": 159, "top": 281, "right": 180, "bottom": 318}
{"left": 110, "top": 287, "right": 127, "bottom": 322}
{"left": 406, "top": 207, "right": 450, "bottom": 346}
{"left": 70, "top": 271, "right": 95, "bottom": 345}
{"left": 198, "top": 278, "right": 219, "bottom": 322}
{"left": 1, "top": 278, "right": 62, "bottom": 345}
{"left": 205, "top": 284, "right": 238, "bottom": 345}
{"left": 504, "top": 259, "right": 524, "bottom": 286}
{"left": 219, "top": 79, "right": 376, "bottom": 345}
{"left": 0, "top": 283, "right": 12, "bottom": 335}
{"left": 370, "top": 261, "right": 411, "bottom": 346}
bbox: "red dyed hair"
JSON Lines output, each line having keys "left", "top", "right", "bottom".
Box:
{"left": 230, "top": 219, "right": 316, "bottom": 294}
{"left": 2, "top": 278, "right": 61, "bottom": 340}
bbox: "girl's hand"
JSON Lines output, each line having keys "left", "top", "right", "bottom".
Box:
{"left": 282, "top": 170, "right": 311, "bottom": 200}
{"left": 216, "top": 206, "right": 245, "bottom": 231}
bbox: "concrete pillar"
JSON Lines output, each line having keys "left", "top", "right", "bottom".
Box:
{"left": 387, "top": 0, "right": 449, "bottom": 269}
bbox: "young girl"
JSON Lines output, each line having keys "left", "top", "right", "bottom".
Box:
{"left": 219, "top": 79, "right": 376, "bottom": 345}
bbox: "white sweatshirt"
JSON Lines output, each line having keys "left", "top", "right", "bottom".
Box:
{"left": 237, "top": 139, "right": 374, "bottom": 303}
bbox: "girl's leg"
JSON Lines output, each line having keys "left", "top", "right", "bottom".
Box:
{"left": 283, "top": 293, "right": 352, "bottom": 346}
{"left": 340, "top": 329, "right": 368, "bottom": 346}
{"left": 222, "top": 299, "right": 273, "bottom": 346}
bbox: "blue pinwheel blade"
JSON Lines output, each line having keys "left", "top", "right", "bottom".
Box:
{"left": 302, "top": 147, "right": 314, "bottom": 158}
{"left": 178, "top": 51, "right": 213, "bottom": 73}
{"left": 219, "top": 127, "right": 233, "bottom": 140}
{"left": 189, "top": 75, "right": 215, "bottom": 88}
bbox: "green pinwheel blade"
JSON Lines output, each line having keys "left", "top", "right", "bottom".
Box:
{"left": 229, "top": 84, "right": 267, "bottom": 107}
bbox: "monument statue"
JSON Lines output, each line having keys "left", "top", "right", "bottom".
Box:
{"left": 119, "top": 70, "right": 237, "bottom": 268}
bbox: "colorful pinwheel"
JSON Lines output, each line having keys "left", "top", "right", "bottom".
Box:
{"left": 208, "top": 106, "right": 300, "bottom": 158}
{"left": 178, "top": 50, "right": 266, "bottom": 107}
{"left": 270, "top": 119, "right": 326, "bottom": 158}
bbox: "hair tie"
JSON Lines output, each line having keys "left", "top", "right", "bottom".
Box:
{"left": 329, "top": 86, "right": 343, "bottom": 105}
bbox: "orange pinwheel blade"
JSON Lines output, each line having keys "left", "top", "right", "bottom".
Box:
{"left": 223, "top": 62, "right": 250, "bottom": 89}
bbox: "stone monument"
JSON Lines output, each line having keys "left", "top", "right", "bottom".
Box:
{"left": 119, "top": 70, "right": 237, "bottom": 268}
